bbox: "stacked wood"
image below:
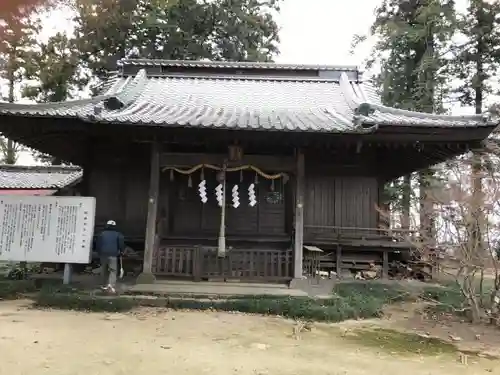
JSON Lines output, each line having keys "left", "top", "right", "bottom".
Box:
{"left": 354, "top": 263, "right": 382, "bottom": 280}
{"left": 389, "top": 261, "right": 432, "bottom": 280}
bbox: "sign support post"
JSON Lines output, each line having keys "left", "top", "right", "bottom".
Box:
{"left": 63, "top": 263, "right": 72, "bottom": 284}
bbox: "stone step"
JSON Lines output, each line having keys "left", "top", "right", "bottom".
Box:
{"left": 127, "top": 283, "right": 308, "bottom": 297}
{"left": 153, "top": 280, "right": 290, "bottom": 289}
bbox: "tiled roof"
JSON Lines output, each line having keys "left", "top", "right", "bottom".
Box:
{"left": 0, "top": 165, "right": 82, "bottom": 189}
{"left": 0, "top": 60, "right": 493, "bottom": 133}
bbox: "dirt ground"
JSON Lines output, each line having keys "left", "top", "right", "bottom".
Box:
{"left": 1, "top": 300, "right": 500, "bottom": 375}
{"left": 383, "top": 302, "right": 500, "bottom": 356}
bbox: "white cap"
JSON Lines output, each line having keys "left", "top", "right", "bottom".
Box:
{"left": 106, "top": 220, "right": 116, "bottom": 226}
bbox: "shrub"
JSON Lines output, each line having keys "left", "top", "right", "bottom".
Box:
{"left": 27, "top": 281, "right": 469, "bottom": 323}
{"left": 31, "top": 282, "right": 415, "bottom": 322}
{"left": 0, "top": 279, "right": 38, "bottom": 299}
{"left": 34, "top": 292, "right": 138, "bottom": 312}
{"left": 5, "top": 263, "right": 41, "bottom": 280}
{"left": 421, "top": 285, "right": 468, "bottom": 316}
{"left": 334, "top": 282, "right": 411, "bottom": 303}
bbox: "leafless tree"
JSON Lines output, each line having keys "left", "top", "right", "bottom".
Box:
{"left": 406, "top": 144, "right": 500, "bottom": 324}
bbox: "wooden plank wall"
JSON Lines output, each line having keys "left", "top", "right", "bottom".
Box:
{"left": 87, "top": 157, "right": 291, "bottom": 241}
{"left": 88, "top": 165, "right": 380, "bottom": 242}
{"left": 89, "top": 163, "right": 124, "bottom": 227}
{"left": 123, "top": 162, "right": 150, "bottom": 237}
{"left": 161, "top": 169, "right": 289, "bottom": 238}
{"left": 304, "top": 173, "right": 379, "bottom": 240}
{"left": 89, "top": 159, "right": 150, "bottom": 239}
{"left": 86, "top": 146, "right": 381, "bottom": 246}
{"left": 86, "top": 140, "right": 151, "bottom": 240}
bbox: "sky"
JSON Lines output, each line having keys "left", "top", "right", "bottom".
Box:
{"left": 15, "top": 0, "right": 477, "bottom": 164}
{"left": 274, "top": 0, "right": 373, "bottom": 66}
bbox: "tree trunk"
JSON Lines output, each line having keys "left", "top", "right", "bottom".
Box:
{"left": 5, "top": 139, "right": 16, "bottom": 164}
{"left": 419, "top": 169, "right": 434, "bottom": 246}
{"left": 471, "top": 152, "right": 484, "bottom": 257}
{"left": 417, "top": 11, "right": 437, "bottom": 252}
{"left": 401, "top": 175, "right": 411, "bottom": 230}
{"left": 471, "top": 1, "right": 486, "bottom": 259}
{"left": 5, "top": 56, "right": 17, "bottom": 165}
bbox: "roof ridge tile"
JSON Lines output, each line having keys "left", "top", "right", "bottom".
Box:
{"left": 118, "top": 58, "right": 360, "bottom": 72}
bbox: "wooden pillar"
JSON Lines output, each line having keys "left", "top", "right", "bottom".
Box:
{"left": 336, "top": 245, "right": 342, "bottom": 277}
{"left": 382, "top": 250, "right": 389, "bottom": 279}
{"left": 137, "top": 139, "right": 160, "bottom": 284}
{"left": 293, "top": 149, "right": 305, "bottom": 279}
{"left": 80, "top": 136, "right": 94, "bottom": 196}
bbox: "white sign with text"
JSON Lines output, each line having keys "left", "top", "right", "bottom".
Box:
{"left": 0, "top": 196, "right": 96, "bottom": 263}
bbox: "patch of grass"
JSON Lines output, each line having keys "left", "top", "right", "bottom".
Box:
{"left": 0, "top": 277, "right": 89, "bottom": 300}
{"left": 334, "top": 282, "right": 411, "bottom": 302}
{"left": 24, "top": 280, "right": 471, "bottom": 324}
{"left": 0, "top": 279, "right": 38, "bottom": 299}
{"left": 344, "top": 328, "right": 458, "bottom": 356}
{"left": 422, "top": 285, "right": 467, "bottom": 316}
{"left": 38, "top": 282, "right": 87, "bottom": 295}
{"left": 34, "top": 292, "right": 139, "bottom": 312}
{"left": 423, "top": 285, "right": 463, "bottom": 305}
{"left": 330, "top": 282, "right": 414, "bottom": 319}
{"left": 31, "top": 283, "right": 414, "bottom": 322}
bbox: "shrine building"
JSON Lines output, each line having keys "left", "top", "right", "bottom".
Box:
{"left": 0, "top": 59, "right": 495, "bottom": 283}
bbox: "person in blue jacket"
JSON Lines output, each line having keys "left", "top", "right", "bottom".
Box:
{"left": 95, "top": 220, "right": 125, "bottom": 293}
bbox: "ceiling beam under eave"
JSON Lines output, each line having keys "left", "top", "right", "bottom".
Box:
{"left": 0, "top": 116, "right": 89, "bottom": 164}
{"left": 378, "top": 142, "right": 474, "bottom": 181}
{"left": 373, "top": 124, "right": 496, "bottom": 143}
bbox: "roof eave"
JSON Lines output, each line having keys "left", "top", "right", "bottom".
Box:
{"left": 371, "top": 122, "right": 497, "bottom": 130}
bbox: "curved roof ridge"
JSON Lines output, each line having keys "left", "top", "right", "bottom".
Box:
{"left": 356, "top": 82, "right": 383, "bottom": 106}
{"left": 111, "top": 69, "right": 148, "bottom": 107}
{"left": 344, "top": 77, "right": 489, "bottom": 123}
{"left": 338, "top": 73, "right": 379, "bottom": 132}
{"left": 0, "top": 71, "right": 145, "bottom": 114}
{"left": 368, "top": 102, "right": 488, "bottom": 122}
{"left": 92, "top": 72, "right": 121, "bottom": 95}
{"left": 0, "top": 75, "right": 128, "bottom": 112}
{"left": 338, "top": 72, "right": 361, "bottom": 111}
{"left": 0, "top": 94, "right": 113, "bottom": 112}
{"left": 118, "top": 58, "right": 360, "bottom": 72}
{"left": 143, "top": 73, "right": 347, "bottom": 83}
{"left": 97, "top": 69, "right": 148, "bottom": 111}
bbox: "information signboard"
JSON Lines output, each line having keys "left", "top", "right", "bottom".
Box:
{"left": 0, "top": 196, "right": 96, "bottom": 264}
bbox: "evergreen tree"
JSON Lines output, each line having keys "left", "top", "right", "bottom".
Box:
{"left": 451, "top": 0, "right": 500, "bottom": 113}
{"left": 449, "top": 0, "right": 500, "bottom": 256}
{"left": 23, "top": 32, "right": 88, "bottom": 103}
{"left": 356, "top": 0, "right": 456, "bottom": 236}
{"left": 22, "top": 32, "right": 87, "bottom": 164}
{"left": 73, "top": 0, "right": 281, "bottom": 79}
{"left": 0, "top": 11, "right": 40, "bottom": 164}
